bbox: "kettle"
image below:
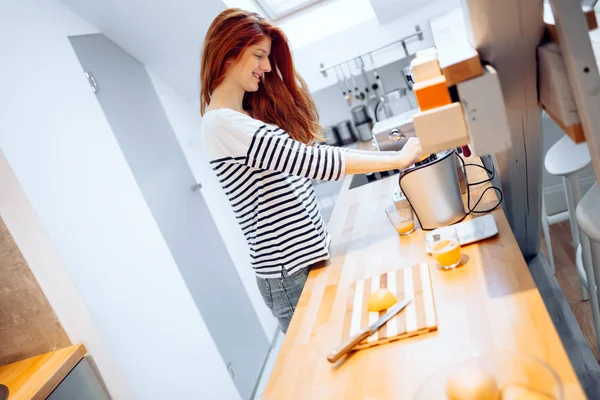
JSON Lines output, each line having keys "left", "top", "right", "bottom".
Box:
{"left": 398, "top": 150, "right": 466, "bottom": 230}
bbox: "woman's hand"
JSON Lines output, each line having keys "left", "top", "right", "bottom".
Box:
{"left": 396, "top": 137, "right": 423, "bottom": 169}
{"left": 343, "top": 137, "right": 423, "bottom": 175}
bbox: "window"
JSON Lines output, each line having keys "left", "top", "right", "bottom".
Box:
{"left": 254, "top": 0, "right": 327, "bottom": 20}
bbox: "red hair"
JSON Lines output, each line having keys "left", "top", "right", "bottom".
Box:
{"left": 200, "top": 8, "right": 323, "bottom": 144}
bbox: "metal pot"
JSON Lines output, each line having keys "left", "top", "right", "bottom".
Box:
{"left": 354, "top": 121, "right": 374, "bottom": 142}
{"left": 334, "top": 120, "right": 357, "bottom": 145}
{"left": 323, "top": 126, "right": 341, "bottom": 146}
{"left": 351, "top": 105, "right": 371, "bottom": 125}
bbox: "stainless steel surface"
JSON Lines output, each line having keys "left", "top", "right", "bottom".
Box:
{"left": 370, "top": 296, "right": 413, "bottom": 332}
{"left": 399, "top": 150, "right": 467, "bottom": 230}
{"left": 354, "top": 121, "right": 373, "bottom": 142}
{"left": 326, "top": 296, "right": 412, "bottom": 363}
{"left": 351, "top": 105, "right": 371, "bottom": 125}
{"left": 372, "top": 109, "right": 418, "bottom": 152}
{"left": 389, "top": 129, "right": 404, "bottom": 142}
{"left": 324, "top": 126, "right": 341, "bottom": 146}
{"left": 335, "top": 120, "right": 356, "bottom": 145}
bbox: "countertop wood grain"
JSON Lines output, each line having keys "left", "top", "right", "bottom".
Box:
{"left": 264, "top": 153, "right": 585, "bottom": 399}
{"left": 0, "top": 344, "right": 86, "bottom": 400}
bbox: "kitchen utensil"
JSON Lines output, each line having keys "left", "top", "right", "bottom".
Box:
{"left": 399, "top": 149, "right": 467, "bottom": 230}
{"left": 369, "top": 53, "right": 385, "bottom": 98}
{"left": 335, "top": 120, "right": 357, "bottom": 145}
{"left": 425, "top": 226, "right": 462, "bottom": 269}
{"left": 337, "top": 263, "right": 438, "bottom": 353}
{"left": 348, "top": 62, "right": 365, "bottom": 101}
{"left": 357, "top": 57, "right": 372, "bottom": 101}
{"left": 328, "top": 295, "right": 413, "bottom": 363}
{"left": 385, "top": 201, "right": 415, "bottom": 236}
{"left": 351, "top": 104, "right": 373, "bottom": 142}
{"left": 354, "top": 121, "right": 373, "bottom": 141}
{"left": 334, "top": 65, "right": 350, "bottom": 106}
{"left": 323, "top": 126, "right": 341, "bottom": 146}
{"left": 340, "top": 64, "right": 353, "bottom": 105}
{"left": 414, "top": 352, "right": 564, "bottom": 400}
{"left": 351, "top": 104, "right": 371, "bottom": 125}
{"left": 0, "top": 384, "right": 7, "bottom": 400}
{"left": 403, "top": 65, "right": 414, "bottom": 91}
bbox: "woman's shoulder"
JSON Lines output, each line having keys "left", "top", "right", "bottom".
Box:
{"left": 202, "top": 108, "right": 265, "bottom": 132}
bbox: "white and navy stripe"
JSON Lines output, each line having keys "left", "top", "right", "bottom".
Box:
{"left": 207, "top": 123, "right": 346, "bottom": 278}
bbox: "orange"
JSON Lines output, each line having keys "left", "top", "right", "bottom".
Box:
{"left": 367, "top": 289, "right": 398, "bottom": 312}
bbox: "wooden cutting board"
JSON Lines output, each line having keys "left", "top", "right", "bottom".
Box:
{"left": 341, "top": 263, "right": 438, "bottom": 349}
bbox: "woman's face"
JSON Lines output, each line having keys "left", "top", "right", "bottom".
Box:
{"left": 226, "top": 36, "right": 272, "bottom": 92}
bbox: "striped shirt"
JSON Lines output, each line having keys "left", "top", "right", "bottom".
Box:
{"left": 201, "top": 108, "right": 347, "bottom": 278}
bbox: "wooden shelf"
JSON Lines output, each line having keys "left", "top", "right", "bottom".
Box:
{"left": 0, "top": 344, "right": 86, "bottom": 400}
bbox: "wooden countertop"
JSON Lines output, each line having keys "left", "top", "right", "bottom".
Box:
{"left": 264, "top": 153, "right": 586, "bottom": 399}
{"left": 0, "top": 344, "right": 86, "bottom": 400}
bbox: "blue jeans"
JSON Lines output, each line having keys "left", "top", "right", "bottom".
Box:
{"left": 255, "top": 267, "right": 310, "bottom": 333}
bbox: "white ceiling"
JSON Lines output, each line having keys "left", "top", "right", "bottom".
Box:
{"left": 60, "top": 0, "right": 227, "bottom": 103}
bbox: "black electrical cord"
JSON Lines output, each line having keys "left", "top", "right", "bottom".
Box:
{"left": 457, "top": 152, "right": 504, "bottom": 215}
{"left": 463, "top": 158, "right": 495, "bottom": 185}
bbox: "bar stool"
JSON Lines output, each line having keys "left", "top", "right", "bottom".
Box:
{"left": 577, "top": 183, "right": 600, "bottom": 352}
{"left": 544, "top": 135, "right": 591, "bottom": 300}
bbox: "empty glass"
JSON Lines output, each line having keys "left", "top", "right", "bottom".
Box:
{"left": 385, "top": 201, "right": 415, "bottom": 236}
{"left": 425, "top": 226, "right": 462, "bottom": 269}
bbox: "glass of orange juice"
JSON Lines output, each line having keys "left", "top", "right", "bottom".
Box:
{"left": 425, "top": 227, "right": 462, "bottom": 269}
{"left": 385, "top": 201, "right": 415, "bottom": 236}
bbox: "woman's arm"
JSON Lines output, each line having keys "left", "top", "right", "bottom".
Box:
{"left": 344, "top": 137, "right": 422, "bottom": 175}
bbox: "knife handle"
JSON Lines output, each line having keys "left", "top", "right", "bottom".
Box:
{"left": 327, "top": 327, "right": 373, "bottom": 363}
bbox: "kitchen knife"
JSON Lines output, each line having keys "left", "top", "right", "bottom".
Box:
{"left": 327, "top": 296, "right": 413, "bottom": 363}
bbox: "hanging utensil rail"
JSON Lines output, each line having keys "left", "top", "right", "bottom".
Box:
{"left": 318, "top": 25, "right": 423, "bottom": 78}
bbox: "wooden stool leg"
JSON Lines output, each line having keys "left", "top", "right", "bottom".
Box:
{"left": 563, "top": 175, "right": 588, "bottom": 300}
{"left": 541, "top": 197, "right": 556, "bottom": 275}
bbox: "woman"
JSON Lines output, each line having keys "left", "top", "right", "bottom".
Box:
{"left": 200, "top": 8, "right": 422, "bottom": 333}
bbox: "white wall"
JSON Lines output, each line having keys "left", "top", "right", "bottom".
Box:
{"left": 0, "top": 150, "right": 133, "bottom": 400}
{"left": 147, "top": 70, "right": 278, "bottom": 339}
{"left": 225, "top": 0, "right": 457, "bottom": 92}
{"left": 289, "top": 0, "right": 459, "bottom": 92}
{"left": 0, "top": 1, "right": 239, "bottom": 399}
{"left": 278, "top": 0, "right": 376, "bottom": 49}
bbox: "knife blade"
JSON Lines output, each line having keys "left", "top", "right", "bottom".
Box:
{"left": 327, "top": 296, "right": 413, "bottom": 363}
